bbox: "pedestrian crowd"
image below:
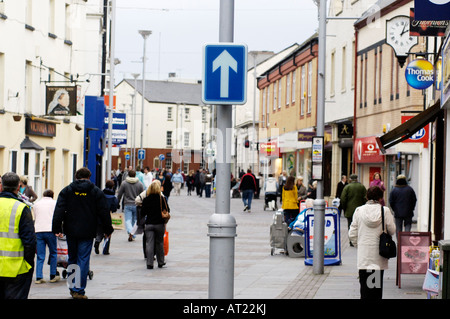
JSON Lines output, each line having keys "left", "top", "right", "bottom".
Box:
{"left": 0, "top": 164, "right": 417, "bottom": 301}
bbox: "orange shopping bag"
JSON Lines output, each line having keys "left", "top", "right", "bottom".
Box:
{"left": 164, "top": 231, "right": 169, "bottom": 256}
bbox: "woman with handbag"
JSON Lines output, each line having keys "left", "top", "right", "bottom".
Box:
{"left": 348, "top": 186, "right": 396, "bottom": 299}
{"left": 141, "top": 180, "right": 170, "bottom": 269}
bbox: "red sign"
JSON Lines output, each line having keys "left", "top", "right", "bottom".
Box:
{"left": 259, "top": 142, "right": 279, "bottom": 158}
{"left": 401, "top": 116, "right": 429, "bottom": 148}
{"left": 354, "top": 136, "right": 384, "bottom": 163}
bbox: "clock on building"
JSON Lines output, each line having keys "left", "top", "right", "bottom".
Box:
{"left": 385, "top": 15, "right": 418, "bottom": 67}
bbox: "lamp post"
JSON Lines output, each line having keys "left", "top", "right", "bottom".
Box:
{"left": 106, "top": 0, "right": 116, "bottom": 183}
{"left": 138, "top": 30, "right": 152, "bottom": 168}
{"left": 131, "top": 73, "right": 140, "bottom": 169}
{"left": 312, "top": 0, "right": 326, "bottom": 275}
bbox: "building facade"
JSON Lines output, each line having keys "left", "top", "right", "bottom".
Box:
{"left": 0, "top": 0, "right": 104, "bottom": 196}
{"left": 113, "top": 78, "right": 212, "bottom": 173}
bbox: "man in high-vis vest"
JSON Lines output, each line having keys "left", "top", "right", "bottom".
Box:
{"left": 0, "top": 172, "right": 36, "bottom": 299}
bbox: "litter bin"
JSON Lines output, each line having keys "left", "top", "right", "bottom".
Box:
{"left": 439, "top": 240, "right": 450, "bottom": 299}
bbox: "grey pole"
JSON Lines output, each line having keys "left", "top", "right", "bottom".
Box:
{"left": 131, "top": 73, "right": 140, "bottom": 169}
{"left": 139, "top": 30, "right": 152, "bottom": 168}
{"left": 208, "top": 0, "right": 237, "bottom": 299}
{"left": 313, "top": 0, "right": 327, "bottom": 275}
{"left": 106, "top": 0, "right": 116, "bottom": 182}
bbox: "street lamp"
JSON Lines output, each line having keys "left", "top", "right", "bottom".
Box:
{"left": 131, "top": 73, "right": 140, "bottom": 169}
{"left": 138, "top": 30, "right": 152, "bottom": 167}
{"left": 312, "top": 0, "right": 327, "bottom": 275}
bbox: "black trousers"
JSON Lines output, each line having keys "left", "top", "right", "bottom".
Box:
{"left": 359, "top": 269, "right": 384, "bottom": 299}
{"left": 0, "top": 269, "right": 33, "bottom": 299}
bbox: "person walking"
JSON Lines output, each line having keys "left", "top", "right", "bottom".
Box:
{"left": 143, "top": 166, "right": 153, "bottom": 189}
{"left": 141, "top": 180, "right": 169, "bottom": 269}
{"left": 171, "top": 169, "right": 184, "bottom": 196}
{"left": 239, "top": 169, "right": 257, "bottom": 213}
{"left": 0, "top": 172, "right": 36, "bottom": 299}
{"left": 52, "top": 167, "right": 114, "bottom": 299}
{"left": 94, "top": 180, "right": 118, "bottom": 255}
{"left": 186, "top": 170, "right": 195, "bottom": 196}
{"left": 369, "top": 172, "right": 386, "bottom": 206}
{"left": 33, "top": 189, "right": 59, "bottom": 284}
{"left": 348, "top": 186, "right": 396, "bottom": 299}
{"left": 335, "top": 175, "right": 347, "bottom": 199}
{"left": 264, "top": 174, "right": 278, "bottom": 210}
{"left": 340, "top": 174, "right": 367, "bottom": 231}
{"left": 389, "top": 174, "right": 417, "bottom": 237}
{"left": 117, "top": 169, "right": 144, "bottom": 242}
{"left": 282, "top": 176, "right": 299, "bottom": 225}
{"left": 204, "top": 170, "right": 213, "bottom": 198}
{"left": 296, "top": 176, "right": 308, "bottom": 202}
{"left": 19, "top": 176, "right": 38, "bottom": 204}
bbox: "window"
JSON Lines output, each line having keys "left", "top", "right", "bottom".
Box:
{"left": 374, "top": 49, "right": 378, "bottom": 105}
{"left": 307, "top": 61, "right": 312, "bottom": 114}
{"left": 292, "top": 70, "right": 296, "bottom": 103}
{"left": 360, "top": 54, "right": 364, "bottom": 108}
{"left": 351, "top": 39, "right": 356, "bottom": 89}
{"left": 301, "top": 67, "right": 305, "bottom": 116}
{"left": 202, "top": 108, "right": 206, "bottom": 122}
{"left": 23, "top": 152, "right": 30, "bottom": 176}
{"left": 364, "top": 54, "right": 368, "bottom": 106}
{"left": 25, "top": 60, "right": 33, "bottom": 113}
{"left": 266, "top": 87, "right": 270, "bottom": 125}
{"left": 184, "top": 132, "right": 190, "bottom": 148}
{"left": 278, "top": 80, "right": 281, "bottom": 109}
{"left": 10, "top": 150, "right": 17, "bottom": 173}
{"left": 330, "top": 50, "right": 335, "bottom": 96}
{"left": 341, "top": 46, "right": 347, "bottom": 92}
{"left": 286, "top": 73, "right": 290, "bottom": 106}
{"left": 49, "top": 0, "right": 55, "bottom": 34}
{"left": 201, "top": 133, "right": 206, "bottom": 147}
{"left": 273, "top": 82, "right": 277, "bottom": 111}
{"left": 379, "top": 48, "right": 382, "bottom": 103}
{"left": 65, "top": 4, "right": 71, "bottom": 41}
{"left": 165, "top": 158, "right": 172, "bottom": 170}
{"left": 72, "top": 154, "right": 77, "bottom": 182}
{"left": 166, "top": 131, "right": 173, "bottom": 147}
{"left": 184, "top": 108, "right": 190, "bottom": 121}
{"left": 262, "top": 87, "right": 266, "bottom": 127}
{"left": 167, "top": 106, "right": 173, "bottom": 120}
{"left": 26, "top": 0, "right": 32, "bottom": 26}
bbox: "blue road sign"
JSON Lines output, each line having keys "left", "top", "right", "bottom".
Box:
{"left": 138, "top": 149, "right": 146, "bottom": 160}
{"left": 202, "top": 43, "right": 248, "bottom": 105}
{"left": 159, "top": 154, "right": 165, "bottom": 161}
{"left": 414, "top": 0, "right": 450, "bottom": 21}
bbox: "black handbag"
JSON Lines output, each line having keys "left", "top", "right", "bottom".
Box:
{"left": 379, "top": 206, "right": 397, "bottom": 259}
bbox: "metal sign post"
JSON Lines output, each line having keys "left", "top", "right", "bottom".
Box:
{"left": 206, "top": 0, "right": 240, "bottom": 299}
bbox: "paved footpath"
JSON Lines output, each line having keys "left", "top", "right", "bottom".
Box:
{"left": 28, "top": 190, "right": 428, "bottom": 300}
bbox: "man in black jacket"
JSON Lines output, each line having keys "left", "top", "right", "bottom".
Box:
{"left": 389, "top": 174, "right": 417, "bottom": 238}
{"left": 52, "top": 167, "right": 113, "bottom": 299}
{"left": 239, "top": 169, "right": 257, "bottom": 213}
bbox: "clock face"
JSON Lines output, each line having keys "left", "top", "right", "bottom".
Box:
{"left": 386, "top": 16, "right": 418, "bottom": 56}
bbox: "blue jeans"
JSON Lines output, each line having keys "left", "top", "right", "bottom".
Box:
{"left": 242, "top": 189, "right": 254, "bottom": 209}
{"left": 124, "top": 205, "right": 137, "bottom": 235}
{"left": 35, "top": 232, "right": 57, "bottom": 279}
{"left": 205, "top": 184, "right": 211, "bottom": 197}
{"left": 66, "top": 236, "right": 93, "bottom": 296}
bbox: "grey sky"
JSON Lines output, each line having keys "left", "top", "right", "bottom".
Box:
{"left": 114, "top": 0, "right": 319, "bottom": 82}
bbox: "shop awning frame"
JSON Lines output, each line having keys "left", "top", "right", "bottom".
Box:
{"left": 376, "top": 100, "right": 442, "bottom": 154}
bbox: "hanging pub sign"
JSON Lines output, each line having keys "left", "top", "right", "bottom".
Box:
{"left": 46, "top": 86, "right": 77, "bottom": 116}
{"left": 405, "top": 59, "right": 434, "bottom": 90}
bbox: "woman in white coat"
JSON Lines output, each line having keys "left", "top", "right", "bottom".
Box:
{"left": 348, "top": 186, "right": 396, "bottom": 299}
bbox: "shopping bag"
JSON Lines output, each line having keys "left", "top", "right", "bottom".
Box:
{"left": 111, "top": 212, "right": 125, "bottom": 230}
{"left": 164, "top": 231, "right": 169, "bottom": 256}
{"left": 56, "top": 238, "right": 68, "bottom": 264}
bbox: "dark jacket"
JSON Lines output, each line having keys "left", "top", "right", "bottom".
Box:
{"left": 389, "top": 181, "right": 417, "bottom": 218}
{"left": 340, "top": 181, "right": 367, "bottom": 219}
{"left": 103, "top": 188, "right": 118, "bottom": 213}
{"left": 52, "top": 179, "right": 114, "bottom": 239}
{"left": 239, "top": 173, "right": 257, "bottom": 191}
{"left": 0, "top": 192, "right": 36, "bottom": 268}
{"left": 142, "top": 193, "right": 170, "bottom": 225}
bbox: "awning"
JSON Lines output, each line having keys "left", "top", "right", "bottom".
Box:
{"left": 20, "top": 136, "right": 44, "bottom": 151}
{"left": 376, "top": 100, "right": 442, "bottom": 154}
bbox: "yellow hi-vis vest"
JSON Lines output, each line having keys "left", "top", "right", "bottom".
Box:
{"left": 0, "top": 197, "right": 32, "bottom": 277}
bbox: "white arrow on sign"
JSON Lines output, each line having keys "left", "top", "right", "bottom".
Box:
{"left": 212, "top": 50, "right": 238, "bottom": 98}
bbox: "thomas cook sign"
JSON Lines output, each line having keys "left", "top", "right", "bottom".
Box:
{"left": 405, "top": 59, "right": 434, "bottom": 90}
